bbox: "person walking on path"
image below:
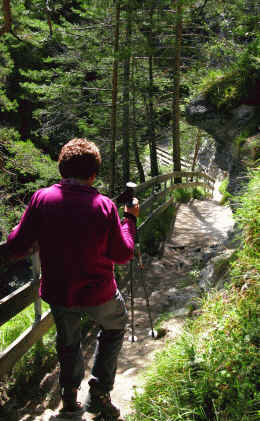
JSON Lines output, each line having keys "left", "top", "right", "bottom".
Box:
{"left": 1, "top": 138, "right": 139, "bottom": 418}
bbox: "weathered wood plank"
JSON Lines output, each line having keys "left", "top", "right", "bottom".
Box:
{"left": 112, "top": 170, "right": 214, "bottom": 198}
{"left": 0, "top": 310, "right": 54, "bottom": 377}
{"left": 136, "top": 172, "right": 174, "bottom": 192}
{"left": 0, "top": 281, "right": 39, "bottom": 327}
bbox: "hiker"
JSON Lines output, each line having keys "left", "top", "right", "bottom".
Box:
{"left": 3, "top": 138, "right": 139, "bottom": 417}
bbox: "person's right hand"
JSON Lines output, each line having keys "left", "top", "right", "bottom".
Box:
{"left": 125, "top": 197, "right": 140, "bottom": 218}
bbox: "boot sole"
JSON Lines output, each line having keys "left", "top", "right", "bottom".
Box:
{"left": 85, "top": 403, "right": 120, "bottom": 418}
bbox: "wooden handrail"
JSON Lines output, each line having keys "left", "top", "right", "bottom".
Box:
{"left": 0, "top": 310, "right": 53, "bottom": 376}
{"left": 0, "top": 280, "right": 39, "bottom": 327}
{"left": 0, "top": 168, "right": 215, "bottom": 377}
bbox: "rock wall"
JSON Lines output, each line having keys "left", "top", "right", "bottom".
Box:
{"left": 185, "top": 94, "right": 260, "bottom": 196}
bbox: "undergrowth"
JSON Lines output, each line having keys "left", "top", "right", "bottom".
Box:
{"left": 218, "top": 177, "right": 232, "bottom": 205}
{"left": 0, "top": 301, "right": 92, "bottom": 404}
{"left": 129, "top": 167, "right": 260, "bottom": 421}
{"left": 201, "top": 38, "right": 260, "bottom": 112}
{"left": 140, "top": 204, "right": 176, "bottom": 256}
{"left": 0, "top": 127, "right": 59, "bottom": 238}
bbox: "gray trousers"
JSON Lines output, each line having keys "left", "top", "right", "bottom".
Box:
{"left": 50, "top": 290, "right": 128, "bottom": 393}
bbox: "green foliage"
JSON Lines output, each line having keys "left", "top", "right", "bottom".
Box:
{"left": 0, "top": 301, "right": 51, "bottom": 352}
{"left": 130, "top": 168, "right": 260, "bottom": 421}
{"left": 174, "top": 187, "right": 192, "bottom": 203}
{"left": 201, "top": 36, "right": 260, "bottom": 111}
{"left": 218, "top": 177, "right": 232, "bottom": 205}
{"left": 192, "top": 186, "right": 205, "bottom": 200}
{"left": 1, "top": 0, "right": 259, "bottom": 192}
{"left": 0, "top": 300, "right": 57, "bottom": 399}
{"left": 0, "top": 128, "right": 59, "bottom": 236}
{"left": 8, "top": 332, "right": 58, "bottom": 402}
{"left": 140, "top": 204, "right": 175, "bottom": 256}
{"left": 231, "top": 167, "right": 260, "bottom": 279}
{"left": 0, "top": 42, "right": 17, "bottom": 111}
{"left": 5, "top": 139, "right": 59, "bottom": 191}
{"left": 240, "top": 134, "right": 260, "bottom": 167}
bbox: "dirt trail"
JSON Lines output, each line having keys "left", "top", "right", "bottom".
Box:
{"left": 30, "top": 196, "right": 234, "bottom": 421}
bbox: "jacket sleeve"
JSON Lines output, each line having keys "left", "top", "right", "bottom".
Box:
{"left": 106, "top": 203, "right": 136, "bottom": 264}
{"left": 6, "top": 192, "right": 39, "bottom": 260}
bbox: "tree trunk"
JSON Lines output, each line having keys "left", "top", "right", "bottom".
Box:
{"left": 0, "top": 0, "right": 12, "bottom": 35}
{"left": 110, "top": 1, "right": 121, "bottom": 195}
{"left": 46, "top": 0, "right": 53, "bottom": 37}
{"left": 131, "top": 59, "right": 145, "bottom": 183}
{"left": 147, "top": 6, "right": 159, "bottom": 178}
{"left": 172, "top": 0, "right": 183, "bottom": 183}
{"left": 122, "top": 2, "right": 132, "bottom": 185}
{"left": 191, "top": 129, "right": 202, "bottom": 174}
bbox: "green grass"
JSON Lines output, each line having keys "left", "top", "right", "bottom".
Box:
{"left": 140, "top": 204, "right": 176, "bottom": 256}
{"left": 129, "top": 167, "right": 260, "bottom": 421}
{"left": 174, "top": 187, "right": 208, "bottom": 203}
{"left": 1, "top": 298, "right": 92, "bottom": 400}
{"left": 0, "top": 300, "right": 57, "bottom": 400}
{"left": 0, "top": 301, "right": 51, "bottom": 352}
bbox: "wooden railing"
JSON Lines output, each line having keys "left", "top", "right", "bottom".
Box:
{"left": 135, "top": 170, "right": 214, "bottom": 232}
{"left": 0, "top": 252, "right": 53, "bottom": 376}
{"left": 0, "top": 170, "right": 214, "bottom": 377}
{"left": 156, "top": 147, "right": 194, "bottom": 170}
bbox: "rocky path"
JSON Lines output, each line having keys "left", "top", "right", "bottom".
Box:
{"left": 30, "top": 196, "right": 234, "bottom": 421}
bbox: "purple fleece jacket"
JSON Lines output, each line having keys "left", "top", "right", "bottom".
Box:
{"left": 7, "top": 180, "right": 136, "bottom": 307}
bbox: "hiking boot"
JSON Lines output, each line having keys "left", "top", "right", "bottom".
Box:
{"left": 85, "top": 380, "right": 120, "bottom": 418}
{"left": 60, "top": 387, "right": 84, "bottom": 415}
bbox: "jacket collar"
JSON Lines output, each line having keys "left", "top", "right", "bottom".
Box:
{"left": 60, "top": 178, "right": 98, "bottom": 193}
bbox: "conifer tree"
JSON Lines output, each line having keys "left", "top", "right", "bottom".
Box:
{"left": 110, "top": 0, "right": 121, "bottom": 194}
{"left": 122, "top": 0, "right": 132, "bottom": 185}
{"left": 0, "top": 0, "right": 12, "bottom": 35}
{"left": 131, "top": 58, "right": 145, "bottom": 183}
{"left": 143, "top": 1, "right": 159, "bottom": 178}
{"left": 172, "top": 0, "right": 183, "bottom": 182}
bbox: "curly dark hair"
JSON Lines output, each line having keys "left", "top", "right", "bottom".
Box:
{"left": 58, "top": 138, "right": 102, "bottom": 179}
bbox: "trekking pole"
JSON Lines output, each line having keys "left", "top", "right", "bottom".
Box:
{"left": 115, "top": 181, "right": 138, "bottom": 342}
{"left": 129, "top": 258, "right": 137, "bottom": 342}
{"left": 135, "top": 239, "right": 156, "bottom": 339}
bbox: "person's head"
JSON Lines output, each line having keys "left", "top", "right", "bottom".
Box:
{"left": 58, "top": 138, "right": 101, "bottom": 180}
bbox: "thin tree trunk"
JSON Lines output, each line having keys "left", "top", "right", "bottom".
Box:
{"left": 0, "top": 0, "right": 12, "bottom": 35}
{"left": 122, "top": 2, "right": 132, "bottom": 185}
{"left": 110, "top": 1, "right": 121, "bottom": 195}
{"left": 172, "top": 0, "right": 183, "bottom": 183}
{"left": 147, "top": 5, "right": 159, "bottom": 178}
{"left": 131, "top": 59, "right": 145, "bottom": 183}
{"left": 191, "top": 129, "right": 202, "bottom": 174}
{"left": 46, "top": 0, "right": 53, "bottom": 37}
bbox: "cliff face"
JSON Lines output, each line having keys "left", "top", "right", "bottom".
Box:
{"left": 185, "top": 94, "right": 260, "bottom": 196}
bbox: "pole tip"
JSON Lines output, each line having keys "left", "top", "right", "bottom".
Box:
{"left": 128, "top": 335, "right": 138, "bottom": 343}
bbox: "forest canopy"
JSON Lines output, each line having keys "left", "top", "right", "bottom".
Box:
{"left": 1, "top": 0, "right": 260, "bottom": 236}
